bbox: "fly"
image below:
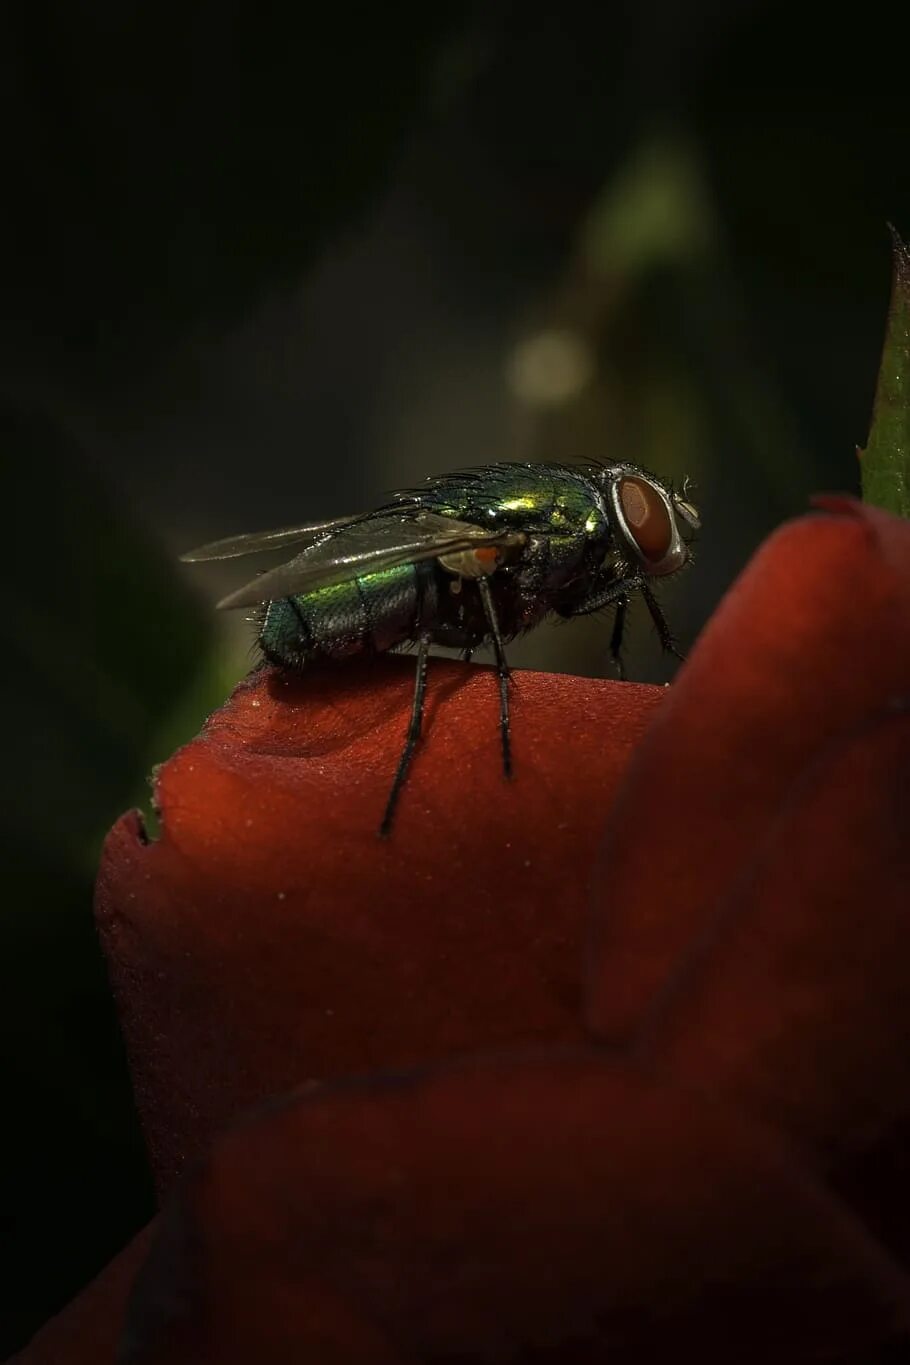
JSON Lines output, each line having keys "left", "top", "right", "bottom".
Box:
{"left": 181, "top": 461, "right": 700, "bottom": 836}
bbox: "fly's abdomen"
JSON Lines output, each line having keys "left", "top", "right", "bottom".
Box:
{"left": 259, "top": 562, "right": 437, "bottom": 668}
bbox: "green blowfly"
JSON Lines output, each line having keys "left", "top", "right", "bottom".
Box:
{"left": 181, "top": 461, "right": 700, "bottom": 835}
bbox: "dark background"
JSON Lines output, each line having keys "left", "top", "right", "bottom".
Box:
{"left": 2, "top": 2, "right": 908, "bottom": 1354}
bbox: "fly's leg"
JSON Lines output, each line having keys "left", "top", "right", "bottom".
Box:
{"left": 380, "top": 631, "right": 432, "bottom": 838}
{"left": 639, "top": 580, "right": 686, "bottom": 664}
{"left": 477, "top": 576, "right": 512, "bottom": 778}
{"left": 561, "top": 576, "right": 685, "bottom": 672}
{"left": 609, "top": 598, "right": 628, "bottom": 681}
{"left": 558, "top": 577, "right": 635, "bottom": 675}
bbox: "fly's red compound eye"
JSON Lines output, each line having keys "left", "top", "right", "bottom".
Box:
{"left": 618, "top": 476, "right": 672, "bottom": 563}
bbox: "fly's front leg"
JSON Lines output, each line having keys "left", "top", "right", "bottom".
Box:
{"left": 558, "top": 577, "right": 635, "bottom": 677}
{"left": 476, "top": 576, "right": 513, "bottom": 779}
{"left": 558, "top": 575, "right": 684, "bottom": 673}
{"left": 380, "top": 631, "right": 432, "bottom": 838}
{"left": 609, "top": 598, "right": 628, "bottom": 681}
{"left": 639, "top": 580, "right": 685, "bottom": 665}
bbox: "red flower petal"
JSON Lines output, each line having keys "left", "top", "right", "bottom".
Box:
{"left": 20, "top": 501, "right": 910, "bottom": 1361}
{"left": 587, "top": 499, "right": 910, "bottom": 1048}
{"left": 120, "top": 1052, "right": 910, "bottom": 1363}
{"left": 614, "top": 706, "right": 910, "bottom": 1153}
{"left": 96, "top": 659, "right": 663, "bottom": 1189}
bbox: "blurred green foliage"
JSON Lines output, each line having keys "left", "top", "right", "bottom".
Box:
{"left": 861, "top": 232, "right": 910, "bottom": 518}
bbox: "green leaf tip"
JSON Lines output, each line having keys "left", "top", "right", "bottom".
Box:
{"left": 860, "top": 226, "right": 910, "bottom": 518}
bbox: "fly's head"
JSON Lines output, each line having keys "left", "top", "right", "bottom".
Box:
{"left": 596, "top": 464, "right": 700, "bottom": 578}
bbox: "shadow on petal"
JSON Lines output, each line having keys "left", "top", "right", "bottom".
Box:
{"left": 8, "top": 1225, "right": 156, "bottom": 1365}
{"left": 615, "top": 706, "right": 910, "bottom": 1262}
{"left": 120, "top": 1050, "right": 910, "bottom": 1364}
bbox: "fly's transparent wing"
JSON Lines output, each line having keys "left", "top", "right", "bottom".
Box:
{"left": 216, "top": 512, "right": 525, "bottom": 609}
{"left": 180, "top": 514, "right": 364, "bottom": 562}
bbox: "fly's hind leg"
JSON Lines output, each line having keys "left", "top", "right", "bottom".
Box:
{"left": 477, "top": 576, "right": 513, "bottom": 779}
{"left": 380, "top": 631, "right": 432, "bottom": 838}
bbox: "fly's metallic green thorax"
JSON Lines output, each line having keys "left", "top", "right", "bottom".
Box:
{"left": 403, "top": 461, "right": 610, "bottom": 537}
{"left": 181, "top": 460, "right": 700, "bottom": 834}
